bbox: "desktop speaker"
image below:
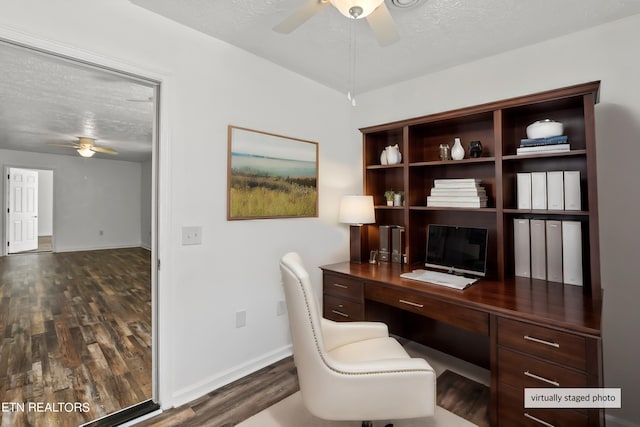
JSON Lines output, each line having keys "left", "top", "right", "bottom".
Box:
{"left": 378, "top": 225, "right": 392, "bottom": 262}
{"left": 391, "top": 226, "right": 405, "bottom": 263}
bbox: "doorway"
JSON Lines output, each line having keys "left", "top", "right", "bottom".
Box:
{"left": 5, "top": 167, "right": 54, "bottom": 254}
{"left": 0, "top": 38, "right": 160, "bottom": 426}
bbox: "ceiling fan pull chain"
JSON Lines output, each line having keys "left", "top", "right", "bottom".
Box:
{"left": 347, "top": 18, "right": 357, "bottom": 106}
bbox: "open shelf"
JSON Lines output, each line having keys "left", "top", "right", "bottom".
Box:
{"left": 361, "top": 81, "right": 601, "bottom": 296}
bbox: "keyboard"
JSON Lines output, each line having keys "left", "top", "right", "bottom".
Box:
{"left": 400, "top": 269, "right": 478, "bottom": 290}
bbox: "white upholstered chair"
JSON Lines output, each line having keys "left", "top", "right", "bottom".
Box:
{"left": 279, "top": 252, "right": 436, "bottom": 426}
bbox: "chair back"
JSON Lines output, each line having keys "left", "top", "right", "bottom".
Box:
{"left": 279, "top": 252, "right": 328, "bottom": 392}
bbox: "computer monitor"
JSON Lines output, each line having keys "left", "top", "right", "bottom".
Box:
{"left": 425, "top": 224, "right": 488, "bottom": 277}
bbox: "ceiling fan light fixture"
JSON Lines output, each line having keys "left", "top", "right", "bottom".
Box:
{"left": 77, "top": 147, "right": 95, "bottom": 158}
{"left": 330, "top": 0, "right": 384, "bottom": 19}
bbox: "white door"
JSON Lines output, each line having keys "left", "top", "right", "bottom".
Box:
{"left": 8, "top": 168, "right": 39, "bottom": 253}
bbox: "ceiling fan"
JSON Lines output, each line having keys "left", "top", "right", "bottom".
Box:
{"left": 274, "top": 0, "right": 400, "bottom": 46}
{"left": 49, "top": 137, "right": 118, "bottom": 158}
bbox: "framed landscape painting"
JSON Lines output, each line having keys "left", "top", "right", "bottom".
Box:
{"left": 227, "top": 126, "right": 319, "bottom": 220}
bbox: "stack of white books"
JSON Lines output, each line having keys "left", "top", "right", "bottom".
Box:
{"left": 427, "top": 179, "right": 488, "bottom": 208}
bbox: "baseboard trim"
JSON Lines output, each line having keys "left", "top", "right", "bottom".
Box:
{"left": 80, "top": 400, "right": 160, "bottom": 427}
{"left": 170, "top": 345, "right": 293, "bottom": 408}
{"left": 54, "top": 244, "right": 144, "bottom": 253}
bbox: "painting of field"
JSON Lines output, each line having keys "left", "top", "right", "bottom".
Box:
{"left": 228, "top": 126, "right": 318, "bottom": 219}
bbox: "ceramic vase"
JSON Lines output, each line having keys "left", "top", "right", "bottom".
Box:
{"left": 451, "top": 137, "right": 465, "bottom": 160}
{"left": 383, "top": 144, "right": 402, "bottom": 165}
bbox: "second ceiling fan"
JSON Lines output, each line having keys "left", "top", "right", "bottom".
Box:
{"left": 274, "top": 0, "right": 400, "bottom": 46}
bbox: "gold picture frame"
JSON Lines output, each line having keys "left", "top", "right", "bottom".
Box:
{"left": 227, "top": 125, "right": 319, "bottom": 220}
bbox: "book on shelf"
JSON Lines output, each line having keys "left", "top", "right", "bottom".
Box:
{"left": 513, "top": 219, "right": 531, "bottom": 278}
{"left": 516, "top": 143, "right": 570, "bottom": 155}
{"left": 516, "top": 173, "right": 531, "bottom": 209}
{"left": 432, "top": 178, "right": 481, "bottom": 188}
{"left": 531, "top": 172, "right": 547, "bottom": 210}
{"left": 427, "top": 195, "right": 488, "bottom": 203}
{"left": 427, "top": 199, "right": 488, "bottom": 208}
{"left": 428, "top": 178, "right": 488, "bottom": 207}
{"left": 430, "top": 187, "right": 486, "bottom": 197}
{"left": 547, "top": 171, "right": 565, "bottom": 210}
{"left": 564, "top": 171, "right": 581, "bottom": 210}
{"left": 520, "top": 135, "right": 568, "bottom": 146}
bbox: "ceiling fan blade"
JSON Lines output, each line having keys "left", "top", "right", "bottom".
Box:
{"left": 48, "top": 143, "right": 80, "bottom": 148}
{"left": 273, "top": 0, "right": 329, "bottom": 34}
{"left": 91, "top": 146, "right": 118, "bottom": 155}
{"left": 366, "top": 3, "right": 400, "bottom": 46}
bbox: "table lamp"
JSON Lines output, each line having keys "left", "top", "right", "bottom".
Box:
{"left": 339, "top": 195, "right": 376, "bottom": 263}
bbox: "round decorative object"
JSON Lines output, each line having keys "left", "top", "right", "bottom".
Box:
{"left": 451, "top": 137, "right": 465, "bottom": 160}
{"left": 526, "top": 119, "right": 564, "bottom": 139}
{"left": 383, "top": 144, "right": 402, "bottom": 165}
{"left": 469, "top": 140, "right": 483, "bottom": 158}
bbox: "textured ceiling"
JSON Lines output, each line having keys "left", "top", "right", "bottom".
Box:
{"left": 2, "top": 1, "right": 640, "bottom": 162}
{"left": 0, "top": 41, "right": 156, "bottom": 162}
{"left": 130, "top": 0, "right": 640, "bottom": 94}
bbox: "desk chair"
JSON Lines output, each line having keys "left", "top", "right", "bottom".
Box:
{"left": 279, "top": 252, "right": 436, "bottom": 427}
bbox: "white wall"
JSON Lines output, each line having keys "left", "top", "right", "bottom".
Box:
{"left": 355, "top": 15, "right": 640, "bottom": 426}
{"left": 141, "top": 158, "right": 152, "bottom": 249}
{"left": 1, "top": 149, "right": 143, "bottom": 252}
{"left": 0, "top": 0, "right": 356, "bottom": 414}
{"left": 37, "top": 169, "right": 53, "bottom": 236}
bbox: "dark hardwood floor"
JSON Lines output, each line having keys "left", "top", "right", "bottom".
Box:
{"left": 0, "top": 248, "right": 152, "bottom": 427}
{"left": 138, "top": 356, "right": 489, "bottom": 427}
{"left": 0, "top": 247, "right": 489, "bottom": 427}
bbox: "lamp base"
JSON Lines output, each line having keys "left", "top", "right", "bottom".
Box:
{"left": 349, "top": 225, "right": 369, "bottom": 263}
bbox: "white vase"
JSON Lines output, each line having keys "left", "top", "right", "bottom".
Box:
{"left": 451, "top": 137, "right": 465, "bottom": 160}
{"left": 380, "top": 150, "right": 388, "bottom": 165}
{"left": 384, "top": 144, "right": 401, "bottom": 165}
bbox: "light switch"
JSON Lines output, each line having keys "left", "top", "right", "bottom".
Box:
{"left": 182, "top": 226, "right": 202, "bottom": 245}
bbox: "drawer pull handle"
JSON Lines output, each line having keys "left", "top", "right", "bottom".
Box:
{"left": 524, "top": 335, "right": 560, "bottom": 348}
{"left": 524, "top": 371, "right": 560, "bottom": 387}
{"left": 399, "top": 299, "right": 424, "bottom": 308}
{"left": 524, "top": 413, "right": 556, "bottom": 427}
{"left": 332, "top": 283, "right": 348, "bottom": 289}
{"left": 331, "top": 310, "right": 349, "bottom": 318}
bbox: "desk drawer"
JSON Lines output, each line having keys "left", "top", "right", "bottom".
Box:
{"left": 498, "top": 347, "right": 587, "bottom": 389}
{"left": 323, "top": 273, "right": 363, "bottom": 301}
{"left": 323, "top": 294, "right": 363, "bottom": 321}
{"left": 365, "top": 284, "right": 488, "bottom": 335}
{"left": 497, "top": 318, "right": 587, "bottom": 371}
{"left": 498, "top": 383, "right": 589, "bottom": 427}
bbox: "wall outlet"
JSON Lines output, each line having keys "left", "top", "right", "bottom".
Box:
{"left": 181, "top": 226, "right": 202, "bottom": 245}
{"left": 235, "top": 310, "right": 246, "bottom": 328}
{"left": 277, "top": 300, "right": 287, "bottom": 316}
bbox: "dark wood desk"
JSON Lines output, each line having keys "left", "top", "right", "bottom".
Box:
{"left": 320, "top": 262, "right": 604, "bottom": 427}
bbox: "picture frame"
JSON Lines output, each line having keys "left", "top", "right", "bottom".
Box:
{"left": 227, "top": 125, "right": 319, "bottom": 220}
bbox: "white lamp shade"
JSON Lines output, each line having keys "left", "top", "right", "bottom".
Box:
{"left": 339, "top": 195, "right": 375, "bottom": 225}
{"left": 330, "top": 0, "right": 385, "bottom": 19}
